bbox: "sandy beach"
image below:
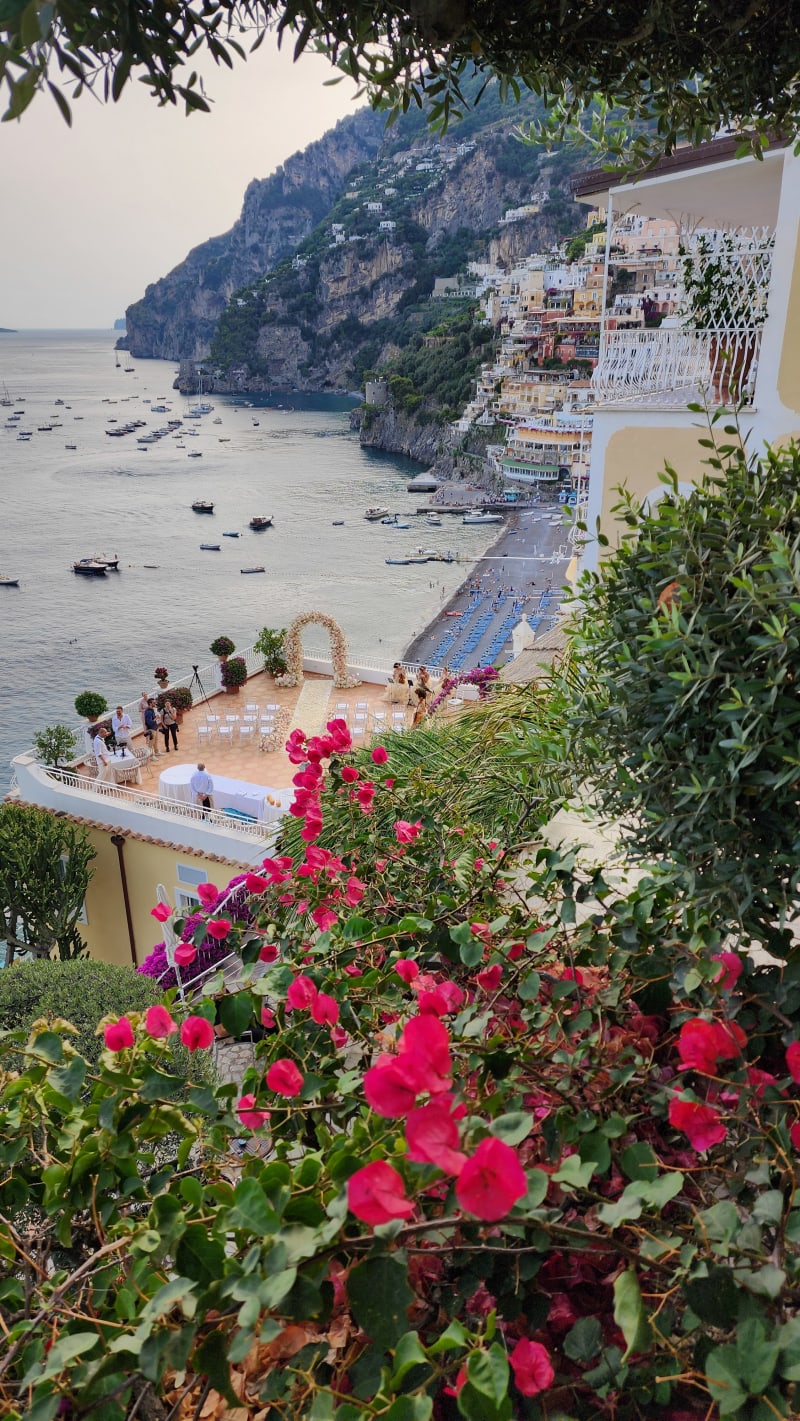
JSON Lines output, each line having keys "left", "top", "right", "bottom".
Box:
{"left": 403, "top": 480, "right": 575, "bottom": 669}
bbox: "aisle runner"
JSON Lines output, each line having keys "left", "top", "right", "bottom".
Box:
{"left": 289, "top": 678, "right": 333, "bottom": 738}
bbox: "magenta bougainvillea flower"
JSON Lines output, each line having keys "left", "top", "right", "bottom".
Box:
{"left": 347, "top": 1161, "right": 414, "bottom": 1225}
{"left": 394, "top": 820, "right": 422, "bottom": 843}
{"left": 509, "top": 1339, "right": 555, "bottom": 1396}
{"left": 173, "top": 943, "right": 197, "bottom": 967}
{"left": 668, "top": 1095, "right": 726, "bottom": 1152}
{"left": 712, "top": 952, "right": 743, "bottom": 990}
{"left": 196, "top": 882, "right": 220, "bottom": 909}
{"left": 236, "top": 1094, "right": 270, "bottom": 1130}
{"left": 150, "top": 902, "right": 172, "bottom": 923}
{"left": 267, "top": 1058, "right": 304, "bottom": 1097}
{"left": 456, "top": 1136, "right": 527, "bottom": 1221}
{"left": 206, "top": 918, "right": 232, "bottom": 941}
{"left": 145, "top": 1005, "right": 177, "bottom": 1038}
{"left": 244, "top": 873, "right": 269, "bottom": 894}
{"left": 104, "top": 1017, "right": 134, "bottom": 1052}
{"left": 786, "top": 1042, "right": 800, "bottom": 1083}
{"left": 180, "top": 1016, "right": 214, "bottom": 1051}
{"left": 310, "top": 992, "right": 339, "bottom": 1026}
{"left": 286, "top": 975, "right": 318, "bottom": 1011}
{"left": 394, "top": 958, "right": 420, "bottom": 984}
{"left": 364, "top": 1056, "right": 420, "bottom": 1117}
{"left": 405, "top": 1097, "right": 467, "bottom": 1175}
{"left": 371, "top": 745, "right": 388, "bottom": 764}
{"left": 476, "top": 964, "right": 503, "bottom": 992}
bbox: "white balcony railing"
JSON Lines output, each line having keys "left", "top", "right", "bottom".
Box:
{"left": 591, "top": 326, "right": 763, "bottom": 409}
{"left": 44, "top": 767, "right": 278, "bottom": 842}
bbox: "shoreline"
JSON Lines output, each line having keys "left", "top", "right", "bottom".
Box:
{"left": 402, "top": 485, "right": 573, "bottom": 667}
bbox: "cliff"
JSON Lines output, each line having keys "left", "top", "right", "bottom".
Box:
{"left": 122, "top": 106, "right": 387, "bottom": 360}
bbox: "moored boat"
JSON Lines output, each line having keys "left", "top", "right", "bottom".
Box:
{"left": 192, "top": 500, "right": 214, "bottom": 513}
{"left": 222, "top": 531, "right": 241, "bottom": 538}
{"left": 73, "top": 560, "right": 108, "bottom": 576}
{"left": 240, "top": 566, "right": 266, "bottom": 574}
{"left": 364, "top": 507, "right": 389, "bottom": 521}
{"left": 200, "top": 543, "right": 221, "bottom": 551}
{"left": 0, "top": 575, "right": 20, "bottom": 586}
{"left": 462, "top": 510, "right": 504, "bottom": 524}
{"left": 93, "top": 553, "right": 120, "bottom": 569}
{"left": 249, "top": 516, "right": 273, "bottom": 530}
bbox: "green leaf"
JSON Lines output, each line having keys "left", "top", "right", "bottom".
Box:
{"left": 736, "top": 1318, "right": 778, "bottom": 1394}
{"left": 620, "top": 1143, "right": 658, "bottom": 1182}
{"left": 684, "top": 1267, "right": 740, "bottom": 1326}
{"left": 564, "top": 1315, "right": 603, "bottom": 1364}
{"left": 552, "top": 1154, "right": 595, "bottom": 1189}
{"left": 40, "top": 1330, "right": 100, "bottom": 1379}
{"left": 218, "top": 992, "right": 253, "bottom": 1038}
{"left": 383, "top": 1397, "right": 433, "bottom": 1420}
{"left": 488, "top": 1112, "right": 533, "bottom": 1147}
{"left": 518, "top": 971, "right": 541, "bottom": 1000}
{"left": 349, "top": 1254, "right": 414, "bottom": 1351}
{"left": 29, "top": 1031, "right": 63, "bottom": 1064}
{"left": 706, "top": 1345, "right": 748, "bottom": 1415}
{"left": 194, "top": 1331, "right": 240, "bottom": 1408}
{"left": 175, "top": 1226, "right": 226, "bottom": 1288}
{"left": 228, "top": 1178, "right": 278, "bottom": 1235}
{"left": 466, "top": 1343, "right": 509, "bottom": 1406}
{"left": 429, "top": 1319, "right": 468, "bottom": 1354}
{"left": 390, "top": 1331, "right": 429, "bottom": 1387}
{"left": 48, "top": 1055, "right": 86, "bottom": 1102}
{"left": 613, "top": 1269, "right": 649, "bottom": 1361}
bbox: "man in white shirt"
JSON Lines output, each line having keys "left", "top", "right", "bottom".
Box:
{"left": 92, "top": 724, "right": 113, "bottom": 782}
{"left": 112, "top": 705, "right": 133, "bottom": 751}
{"left": 190, "top": 762, "right": 214, "bottom": 816}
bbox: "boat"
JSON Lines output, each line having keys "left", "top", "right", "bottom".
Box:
{"left": 240, "top": 566, "right": 266, "bottom": 574}
{"left": 249, "top": 516, "right": 273, "bottom": 530}
{"left": 65, "top": 443, "right": 77, "bottom": 450}
{"left": 200, "top": 544, "right": 221, "bottom": 551}
{"left": 425, "top": 514, "right": 443, "bottom": 526}
{"left": 188, "top": 451, "right": 203, "bottom": 458}
{"left": 190, "top": 401, "right": 214, "bottom": 414}
{"left": 222, "top": 531, "right": 241, "bottom": 538}
{"left": 364, "top": 507, "right": 389, "bottom": 521}
{"left": 462, "top": 510, "right": 504, "bottom": 524}
{"left": 192, "top": 500, "right": 214, "bottom": 513}
{"left": 0, "top": 575, "right": 20, "bottom": 586}
{"left": 382, "top": 515, "right": 411, "bottom": 529}
{"left": 213, "top": 417, "right": 222, "bottom": 424}
{"left": 93, "top": 553, "right": 120, "bottom": 569}
{"left": 332, "top": 520, "right": 344, "bottom": 526}
{"left": 386, "top": 558, "right": 412, "bottom": 566}
{"left": 73, "top": 560, "right": 108, "bottom": 576}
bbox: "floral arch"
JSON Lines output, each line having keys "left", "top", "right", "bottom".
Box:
{"left": 275, "top": 611, "right": 360, "bottom": 689}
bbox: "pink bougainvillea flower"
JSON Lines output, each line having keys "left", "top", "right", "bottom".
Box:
{"left": 260, "top": 1007, "right": 277, "bottom": 1029}
{"left": 357, "top": 782, "right": 376, "bottom": 814}
{"left": 347, "top": 1161, "right": 414, "bottom": 1225}
{"left": 473, "top": 858, "right": 484, "bottom": 872}
{"left": 330, "top": 1026, "right": 348, "bottom": 1048}
{"left": 145, "top": 1005, "right": 177, "bottom": 1038}
{"left": 173, "top": 943, "right": 197, "bottom": 967}
{"left": 384, "top": 777, "right": 395, "bottom": 788}
{"left": 394, "top": 819, "right": 422, "bottom": 844}
{"left": 180, "top": 1016, "right": 215, "bottom": 1051}
{"left": 326, "top": 718, "right": 352, "bottom": 753}
{"left": 712, "top": 952, "right": 743, "bottom": 990}
{"left": 476, "top": 964, "right": 503, "bottom": 992}
{"left": 312, "top": 905, "right": 338, "bottom": 933}
{"left": 104, "top": 1017, "right": 134, "bottom": 1052}
{"left": 677, "top": 1019, "right": 724, "bottom": 1075}
{"left": 286, "top": 975, "right": 318, "bottom": 1011}
{"left": 196, "top": 882, "right": 220, "bottom": 909}
{"left": 507, "top": 941, "right": 525, "bottom": 961}
{"left": 344, "top": 876, "right": 365, "bottom": 906}
{"left": 267, "top": 1058, "right": 304, "bottom": 1097}
{"left": 456, "top": 1136, "right": 527, "bottom": 1221}
{"left": 714, "top": 1019, "right": 746, "bottom": 1061}
{"left": 311, "top": 991, "right": 340, "bottom": 1026}
{"left": 746, "top": 1066, "right": 778, "bottom": 1099}
{"left": 791, "top": 1121, "right": 800, "bottom": 1150}
{"left": 244, "top": 873, "right": 269, "bottom": 894}
{"left": 398, "top": 1014, "right": 452, "bottom": 1095}
{"left": 206, "top": 918, "right": 232, "bottom": 942}
{"left": 150, "top": 901, "right": 172, "bottom": 923}
{"left": 406, "top": 1097, "right": 467, "bottom": 1175}
{"left": 668, "top": 1095, "right": 726, "bottom": 1152}
{"left": 787, "top": 1041, "right": 800, "bottom": 1083}
{"left": 343, "top": 963, "right": 363, "bottom": 977}
{"left": 364, "top": 1055, "right": 419, "bottom": 1117}
{"left": 236, "top": 1094, "right": 270, "bottom": 1130}
{"left": 394, "top": 958, "right": 420, "bottom": 984}
{"left": 444, "top": 1367, "right": 468, "bottom": 1399}
{"left": 371, "top": 745, "right": 388, "bottom": 764}
{"left": 509, "top": 1339, "right": 555, "bottom": 1397}
{"left": 259, "top": 942, "right": 279, "bottom": 964}
{"left": 341, "top": 765, "right": 360, "bottom": 784}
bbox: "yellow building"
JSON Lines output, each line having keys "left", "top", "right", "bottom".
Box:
{"left": 574, "top": 137, "right": 800, "bottom": 565}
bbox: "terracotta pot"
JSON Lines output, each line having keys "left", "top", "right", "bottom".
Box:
{"left": 223, "top": 684, "right": 240, "bottom": 695}
{"left": 157, "top": 679, "right": 168, "bottom": 689}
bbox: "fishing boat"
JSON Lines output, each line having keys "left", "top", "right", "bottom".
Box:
{"left": 462, "top": 510, "right": 504, "bottom": 524}
{"left": 200, "top": 544, "right": 221, "bottom": 551}
{"left": 386, "top": 558, "right": 412, "bottom": 566}
{"left": 222, "top": 531, "right": 241, "bottom": 538}
{"left": 364, "top": 507, "right": 389, "bottom": 521}
{"left": 249, "top": 516, "right": 273, "bottom": 530}
{"left": 240, "top": 566, "right": 266, "bottom": 574}
{"left": 0, "top": 575, "right": 20, "bottom": 586}
{"left": 192, "top": 500, "right": 214, "bottom": 513}
{"left": 73, "top": 560, "right": 108, "bottom": 577}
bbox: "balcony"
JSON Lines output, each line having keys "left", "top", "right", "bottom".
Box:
{"left": 591, "top": 325, "right": 763, "bottom": 410}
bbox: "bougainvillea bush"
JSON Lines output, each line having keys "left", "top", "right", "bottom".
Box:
{"left": 3, "top": 714, "right": 800, "bottom": 1420}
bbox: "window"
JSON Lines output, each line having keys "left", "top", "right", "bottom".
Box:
{"left": 174, "top": 888, "right": 201, "bottom": 913}
{"left": 176, "top": 863, "right": 208, "bottom": 888}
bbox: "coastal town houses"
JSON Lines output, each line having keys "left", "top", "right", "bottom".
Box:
{"left": 573, "top": 136, "right": 800, "bottom": 569}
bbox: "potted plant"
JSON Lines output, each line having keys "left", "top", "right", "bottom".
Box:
{"left": 156, "top": 686, "right": 193, "bottom": 723}
{"left": 679, "top": 229, "right": 774, "bottom": 399}
{"left": 220, "top": 655, "right": 247, "bottom": 694}
{"left": 254, "top": 625, "right": 287, "bottom": 676}
{"left": 153, "top": 666, "right": 169, "bottom": 689}
{"left": 32, "top": 724, "right": 78, "bottom": 768}
{"left": 209, "top": 636, "right": 235, "bottom": 663}
{"left": 74, "top": 691, "right": 108, "bottom": 724}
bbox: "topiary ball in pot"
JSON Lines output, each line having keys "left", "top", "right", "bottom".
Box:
{"left": 74, "top": 691, "right": 108, "bottom": 722}
{"left": 221, "top": 655, "right": 247, "bottom": 692}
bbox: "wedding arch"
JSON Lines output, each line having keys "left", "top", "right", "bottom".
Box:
{"left": 275, "top": 611, "right": 360, "bottom": 689}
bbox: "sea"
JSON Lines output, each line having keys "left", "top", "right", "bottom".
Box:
{"left": 0, "top": 330, "right": 497, "bottom": 790}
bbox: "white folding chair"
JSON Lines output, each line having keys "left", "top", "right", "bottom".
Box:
{"left": 197, "top": 725, "right": 212, "bottom": 748}
{"left": 238, "top": 723, "right": 255, "bottom": 745}
{"left": 206, "top": 713, "right": 221, "bottom": 726}
{"left": 245, "top": 702, "right": 259, "bottom": 714}
{"left": 351, "top": 722, "right": 366, "bottom": 744}
{"left": 242, "top": 713, "right": 257, "bottom": 723}
{"left": 134, "top": 746, "right": 154, "bottom": 778}
{"left": 225, "top": 713, "right": 240, "bottom": 726}
{"left": 218, "top": 725, "right": 234, "bottom": 748}
{"left": 391, "top": 712, "right": 407, "bottom": 734}
{"left": 333, "top": 702, "right": 349, "bottom": 718}
{"left": 371, "top": 710, "right": 387, "bottom": 730}
{"left": 355, "top": 700, "right": 368, "bottom": 713}
{"left": 264, "top": 702, "right": 279, "bottom": 714}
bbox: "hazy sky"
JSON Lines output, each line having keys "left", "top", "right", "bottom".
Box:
{"left": 0, "top": 40, "right": 363, "bottom": 329}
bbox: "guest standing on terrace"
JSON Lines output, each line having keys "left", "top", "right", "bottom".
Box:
{"left": 138, "top": 690, "right": 149, "bottom": 730}
{"left": 190, "top": 763, "right": 214, "bottom": 817}
{"left": 92, "top": 724, "right": 113, "bottom": 782}
{"left": 112, "top": 705, "right": 133, "bottom": 751}
{"left": 160, "top": 700, "right": 179, "bottom": 753}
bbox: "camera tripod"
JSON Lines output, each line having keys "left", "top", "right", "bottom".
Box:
{"left": 188, "top": 663, "right": 212, "bottom": 708}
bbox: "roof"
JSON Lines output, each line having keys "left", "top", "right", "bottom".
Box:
{"left": 498, "top": 623, "right": 569, "bottom": 685}
{"left": 9, "top": 800, "right": 248, "bottom": 866}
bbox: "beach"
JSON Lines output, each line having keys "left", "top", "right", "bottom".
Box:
{"left": 403, "top": 479, "right": 575, "bottom": 669}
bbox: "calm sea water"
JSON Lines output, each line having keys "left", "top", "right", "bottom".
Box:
{"left": 0, "top": 331, "right": 493, "bottom": 788}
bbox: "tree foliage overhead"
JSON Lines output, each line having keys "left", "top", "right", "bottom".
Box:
{"left": 2, "top": 0, "right": 800, "bottom": 159}
{"left": 0, "top": 803, "right": 95, "bottom": 963}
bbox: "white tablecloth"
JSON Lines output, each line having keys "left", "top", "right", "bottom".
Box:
{"left": 157, "top": 763, "right": 291, "bottom": 824}
{"left": 107, "top": 749, "right": 142, "bottom": 784}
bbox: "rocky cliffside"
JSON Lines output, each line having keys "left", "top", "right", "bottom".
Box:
{"left": 122, "top": 106, "right": 386, "bottom": 360}
{"left": 351, "top": 404, "right": 458, "bottom": 473}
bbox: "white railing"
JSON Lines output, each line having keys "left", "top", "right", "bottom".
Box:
{"left": 44, "top": 768, "right": 278, "bottom": 843}
{"left": 591, "top": 326, "right": 763, "bottom": 409}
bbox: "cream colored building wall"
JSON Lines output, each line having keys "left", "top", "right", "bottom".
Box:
{"left": 595, "top": 428, "right": 711, "bottom": 547}
{"left": 79, "top": 827, "right": 241, "bottom": 969}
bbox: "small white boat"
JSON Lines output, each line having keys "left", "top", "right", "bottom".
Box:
{"left": 0, "top": 575, "right": 20, "bottom": 586}
{"left": 93, "top": 553, "right": 119, "bottom": 570}
{"left": 188, "top": 451, "right": 203, "bottom": 458}
{"left": 200, "top": 543, "right": 221, "bottom": 551}
{"left": 192, "top": 500, "right": 214, "bottom": 513}
{"left": 73, "top": 560, "right": 108, "bottom": 577}
{"left": 462, "top": 510, "right": 504, "bottom": 525}
{"left": 240, "top": 566, "right": 266, "bottom": 574}
{"left": 425, "top": 514, "right": 443, "bottom": 526}
{"left": 364, "top": 507, "right": 389, "bottom": 521}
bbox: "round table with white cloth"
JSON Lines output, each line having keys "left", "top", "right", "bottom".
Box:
{"left": 157, "top": 763, "right": 293, "bottom": 824}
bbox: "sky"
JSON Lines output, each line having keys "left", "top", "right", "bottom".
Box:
{"left": 0, "top": 39, "right": 363, "bottom": 329}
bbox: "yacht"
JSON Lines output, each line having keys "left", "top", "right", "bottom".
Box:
{"left": 0, "top": 575, "right": 20, "bottom": 587}
{"left": 73, "top": 560, "right": 108, "bottom": 577}
{"left": 364, "top": 507, "right": 389, "bottom": 521}
{"left": 462, "top": 510, "right": 504, "bottom": 525}
{"left": 192, "top": 500, "right": 214, "bottom": 513}
{"left": 249, "top": 516, "right": 273, "bottom": 530}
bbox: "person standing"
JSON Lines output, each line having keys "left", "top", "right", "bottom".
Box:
{"left": 190, "top": 763, "right": 214, "bottom": 816}
{"left": 138, "top": 690, "right": 149, "bottom": 730}
{"left": 92, "top": 724, "right": 113, "bottom": 782}
{"left": 160, "top": 699, "right": 179, "bottom": 753}
{"left": 144, "top": 698, "right": 160, "bottom": 757}
{"left": 112, "top": 705, "right": 133, "bottom": 751}
{"left": 412, "top": 687, "right": 428, "bottom": 728}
